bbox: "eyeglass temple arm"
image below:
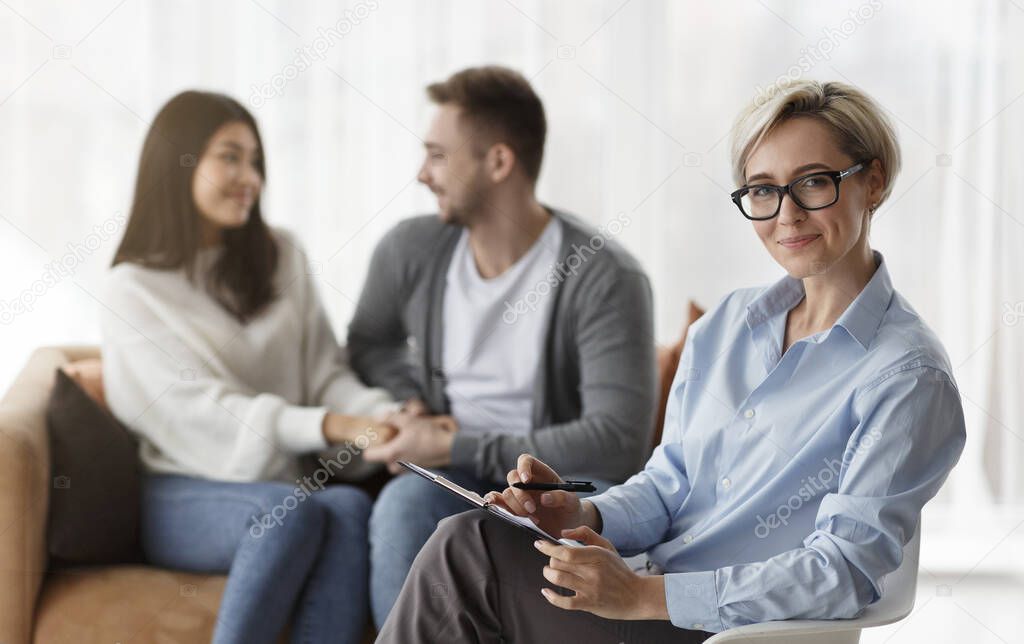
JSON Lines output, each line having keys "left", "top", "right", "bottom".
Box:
{"left": 838, "top": 162, "right": 865, "bottom": 179}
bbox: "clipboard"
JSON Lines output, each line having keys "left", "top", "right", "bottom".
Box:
{"left": 398, "top": 461, "right": 582, "bottom": 547}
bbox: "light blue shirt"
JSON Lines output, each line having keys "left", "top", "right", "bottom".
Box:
{"left": 589, "top": 252, "right": 966, "bottom": 632}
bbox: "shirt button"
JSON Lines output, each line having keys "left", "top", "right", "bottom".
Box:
{"left": 683, "top": 534, "right": 694, "bottom": 544}
{"left": 721, "top": 477, "right": 732, "bottom": 488}
{"left": 693, "top": 623, "right": 705, "bottom": 630}
{"left": 743, "top": 408, "right": 755, "bottom": 419}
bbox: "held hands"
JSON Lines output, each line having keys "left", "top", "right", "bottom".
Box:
{"left": 363, "top": 410, "right": 457, "bottom": 474}
{"left": 324, "top": 399, "right": 456, "bottom": 473}
{"left": 486, "top": 454, "right": 669, "bottom": 621}
{"left": 321, "top": 412, "right": 397, "bottom": 448}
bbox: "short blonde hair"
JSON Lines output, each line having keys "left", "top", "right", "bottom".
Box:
{"left": 730, "top": 81, "right": 901, "bottom": 207}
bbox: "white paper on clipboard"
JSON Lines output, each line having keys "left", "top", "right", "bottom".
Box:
{"left": 398, "top": 461, "right": 566, "bottom": 544}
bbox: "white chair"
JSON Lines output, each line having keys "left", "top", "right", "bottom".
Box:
{"left": 704, "top": 525, "right": 921, "bottom": 644}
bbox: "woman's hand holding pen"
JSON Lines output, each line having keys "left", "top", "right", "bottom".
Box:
{"left": 483, "top": 453, "right": 603, "bottom": 538}
{"left": 485, "top": 454, "right": 667, "bottom": 621}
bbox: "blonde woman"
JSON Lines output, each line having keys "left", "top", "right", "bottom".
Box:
{"left": 377, "top": 81, "right": 967, "bottom": 643}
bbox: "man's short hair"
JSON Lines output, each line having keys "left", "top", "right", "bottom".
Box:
{"left": 427, "top": 65, "right": 546, "bottom": 183}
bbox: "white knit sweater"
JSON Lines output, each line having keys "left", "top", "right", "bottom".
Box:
{"left": 100, "top": 228, "right": 396, "bottom": 482}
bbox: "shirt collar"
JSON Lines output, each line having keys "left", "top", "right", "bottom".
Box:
{"left": 745, "top": 251, "right": 894, "bottom": 351}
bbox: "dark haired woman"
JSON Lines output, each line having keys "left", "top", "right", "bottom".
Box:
{"left": 100, "top": 90, "right": 395, "bottom": 644}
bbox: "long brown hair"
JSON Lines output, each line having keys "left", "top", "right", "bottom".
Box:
{"left": 113, "top": 90, "right": 278, "bottom": 322}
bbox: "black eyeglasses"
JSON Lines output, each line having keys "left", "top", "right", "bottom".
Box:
{"left": 730, "top": 162, "right": 866, "bottom": 221}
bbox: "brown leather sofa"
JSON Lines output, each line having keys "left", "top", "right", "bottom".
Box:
{"left": 1, "top": 303, "right": 703, "bottom": 642}
{"left": 0, "top": 346, "right": 232, "bottom": 643}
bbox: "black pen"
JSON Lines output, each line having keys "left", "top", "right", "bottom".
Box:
{"left": 512, "top": 480, "right": 596, "bottom": 493}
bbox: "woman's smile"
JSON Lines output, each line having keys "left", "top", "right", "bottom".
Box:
{"left": 778, "top": 234, "right": 822, "bottom": 249}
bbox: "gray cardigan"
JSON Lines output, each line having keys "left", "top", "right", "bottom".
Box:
{"left": 347, "top": 209, "right": 656, "bottom": 483}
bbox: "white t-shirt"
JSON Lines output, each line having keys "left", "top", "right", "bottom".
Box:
{"left": 442, "top": 218, "right": 564, "bottom": 436}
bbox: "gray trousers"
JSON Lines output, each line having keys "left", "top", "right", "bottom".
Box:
{"left": 376, "top": 509, "right": 713, "bottom": 644}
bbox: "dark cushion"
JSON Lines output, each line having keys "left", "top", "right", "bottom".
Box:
{"left": 46, "top": 369, "right": 142, "bottom": 563}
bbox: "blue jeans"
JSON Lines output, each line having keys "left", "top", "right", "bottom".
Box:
{"left": 368, "top": 467, "right": 612, "bottom": 629}
{"left": 141, "top": 474, "right": 371, "bottom": 644}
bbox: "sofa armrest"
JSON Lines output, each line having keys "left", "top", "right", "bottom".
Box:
{"left": 0, "top": 346, "right": 98, "bottom": 644}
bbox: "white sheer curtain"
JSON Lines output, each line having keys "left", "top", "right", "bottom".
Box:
{"left": 1, "top": 0, "right": 1021, "bottom": 570}
{"left": 914, "top": 0, "right": 1024, "bottom": 572}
